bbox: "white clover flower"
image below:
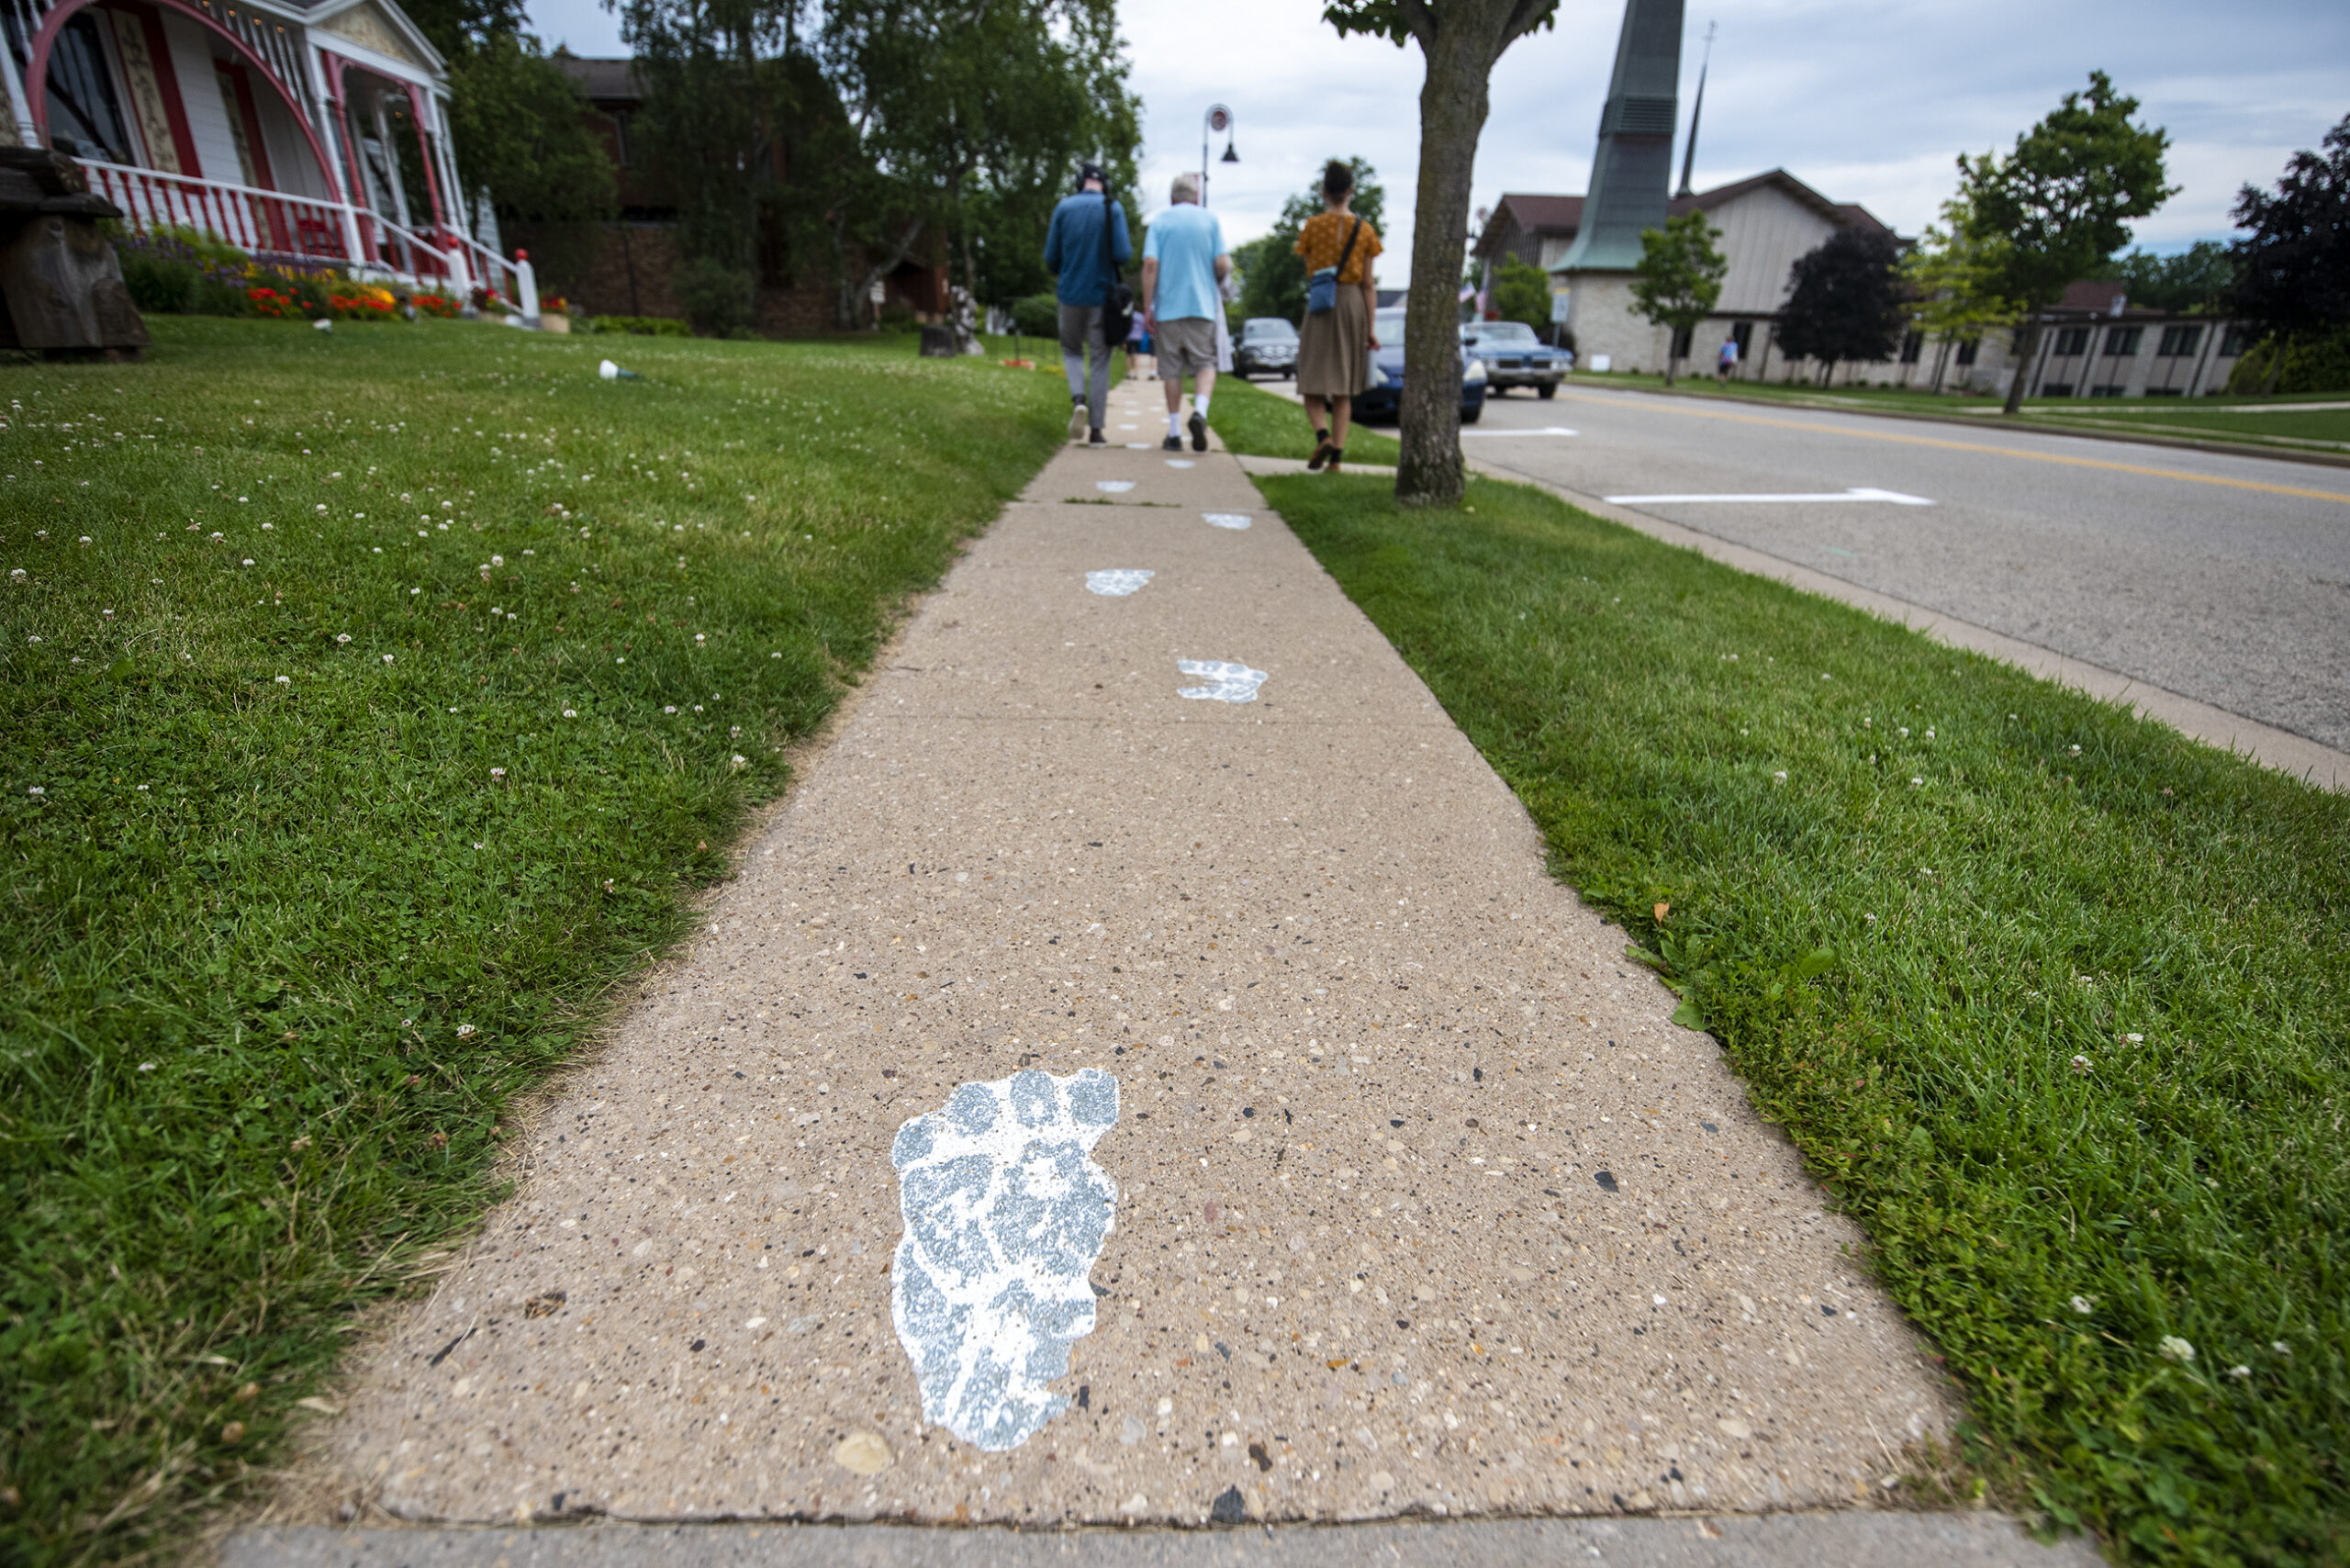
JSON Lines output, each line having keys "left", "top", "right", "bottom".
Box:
{"left": 664, "top": 705, "right": 677, "bottom": 714}
{"left": 1911, "top": 777, "right": 1925, "bottom": 787}
{"left": 411, "top": 588, "right": 422, "bottom": 595}
{"left": 2070, "top": 1295, "right": 2094, "bottom": 1315}
{"left": 732, "top": 754, "right": 747, "bottom": 767}
{"left": 489, "top": 606, "right": 502, "bottom": 616}
{"left": 2068, "top": 745, "right": 2082, "bottom": 756}
{"left": 275, "top": 676, "right": 291, "bottom": 686}
{"left": 695, "top": 632, "right": 707, "bottom": 643}
{"left": 2228, "top": 1364, "right": 2252, "bottom": 1380}
{"left": 2124, "top": 1033, "right": 2143, "bottom": 1044}
{"left": 26, "top": 635, "right": 39, "bottom": 644}
{"left": 1897, "top": 726, "right": 1909, "bottom": 737}
{"left": 8, "top": 568, "right": 22, "bottom": 579}
{"left": 2158, "top": 1336, "right": 2195, "bottom": 1364}
{"left": 336, "top": 633, "right": 352, "bottom": 644}
{"left": 261, "top": 522, "right": 274, "bottom": 531}
{"left": 1924, "top": 728, "right": 1936, "bottom": 739}
{"left": 491, "top": 554, "right": 504, "bottom": 566}
{"left": 210, "top": 532, "right": 224, "bottom": 541}
{"left": 1771, "top": 770, "right": 1786, "bottom": 781}
{"left": 242, "top": 559, "right": 255, "bottom": 566}
{"left": 602, "top": 879, "right": 616, "bottom": 891}
{"left": 2272, "top": 1340, "right": 2291, "bottom": 1356}
{"left": 382, "top": 654, "right": 394, "bottom": 665}
{"left": 2071, "top": 1055, "right": 2093, "bottom": 1074}
{"left": 563, "top": 709, "right": 577, "bottom": 718}
{"left": 455, "top": 1023, "right": 477, "bottom": 1037}
{"left": 27, "top": 785, "right": 44, "bottom": 796}
{"left": 730, "top": 726, "right": 741, "bottom": 737}
{"left": 315, "top": 504, "right": 328, "bottom": 514}
{"left": 489, "top": 767, "right": 507, "bottom": 778}
{"left": 772, "top": 652, "right": 782, "bottom": 658}
{"left": 78, "top": 535, "right": 92, "bottom": 544}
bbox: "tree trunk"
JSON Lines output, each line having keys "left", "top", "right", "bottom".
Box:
{"left": 1394, "top": 19, "right": 1496, "bottom": 509}
{"left": 2261, "top": 338, "right": 2285, "bottom": 397}
{"left": 2001, "top": 314, "right": 2042, "bottom": 415}
{"left": 1662, "top": 351, "right": 1675, "bottom": 387}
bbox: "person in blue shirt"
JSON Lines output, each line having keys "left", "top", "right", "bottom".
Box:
{"left": 1042, "top": 162, "right": 1132, "bottom": 446}
{"left": 1141, "top": 172, "right": 1231, "bottom": 452}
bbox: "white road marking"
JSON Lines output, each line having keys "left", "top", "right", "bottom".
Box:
{"left": 1177, "top": 659, "right": 1269, "bottom": 702}
{"left": 1605, "top": 487, "right": 1935, "bottom": 506}
{"left": 1165, "top": 460, "right": 1196, "bottom": 469}
{"left": 890, "top": 1069, "right": 1120, "bottom": 1451}
{"left": 1460, "top": 427, "right": 1578, "bottom": 436}
{"left": 1086, "top": 569, "right": 1154, "bottom": 597}
{"left": 1097, "top": 481, "right": 1136, "bottom": 493}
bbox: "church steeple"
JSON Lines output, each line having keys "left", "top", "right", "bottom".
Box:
{"left": 1554, "top": 0, "right": 1685, "bottom": 274}
{"left": 1676, "top": 21, "right": 1714, "bottom": 199}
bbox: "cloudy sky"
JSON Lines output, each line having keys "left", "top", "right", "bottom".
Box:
{"left": 521, "top": 0, "right": 2346, "bottom": 287}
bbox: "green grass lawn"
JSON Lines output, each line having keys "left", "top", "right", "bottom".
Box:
{"left": 0, "top": 317, "right": 1067, "bottom": 1562}
{"left": 2033, "top": 405, "right": 2350, "bottom": 447}
{"left": 1210, "top": 375, "right": 1403, "bottom": 467}
{"left": 1260, "top": 471, "right": 2349, "bottom": 1566}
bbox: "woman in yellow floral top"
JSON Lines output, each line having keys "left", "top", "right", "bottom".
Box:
{"left": 1293, "top": 161, "right": 1382, "bottom": 472}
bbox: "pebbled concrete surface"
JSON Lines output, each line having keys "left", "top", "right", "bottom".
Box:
{"left": 297, "top": 386, "right": 1967, "bottom": 1540}
{"left": 225, "top": 1513, "right": 2101, "bottom": 1568}
{"left": 1455, "top": 382, "right": 2350, "bottom": 755}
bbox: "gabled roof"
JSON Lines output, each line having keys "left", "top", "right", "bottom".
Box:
{"left": 2058, "top": 280, "right": 2127, "bottom": 313}
{"left": 1474, "top": 193, "right": 1584, "bottom": 259}
{"left": 1669, "top": 168, "right": 1894, "bottom": 238}
{"left": 301, "top": 0, "right": 445, "bottom": 73}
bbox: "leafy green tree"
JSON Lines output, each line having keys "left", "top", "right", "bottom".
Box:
{"left": 1322, "top": 0, "right": 1561, "bottom": 507}
{"left": 444, "top": 32, "right": 616, "bottom": 285}
{"left": 2096, "top": 241, "right": 2234, "bottom": 314}
{"left": 2225, "top": 114, "right": 2350, "bottom": 394}
{"left": 1628, "top": 210, "right": 1725, "bottom": 385}
{"left": 1233, "top": 156, "right": 1385, "bottom": 326}
{"left": 397, "top": 0, "right": 527, "bottom": 60}
{"left": 1491, "top": 256, "right": 1551, "bottom": 332}
{"left": 1775, "top": 228, "right": 1904, "bottom": 386}
{"left": 1956, "top": 71, "right": 2175, "bottom": 414}
{"left": 1901, "top": 195, "right": 2020, "bottom": 390}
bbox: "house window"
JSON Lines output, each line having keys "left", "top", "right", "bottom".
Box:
{"left": 2157, "top": 324, "right": 2201, "bottom": 357}
{"left": 2089, "top": 384, "right": 2128, "bottom": 398}
{"left": 2052, "top": 327, "right": 2090, "bottom": 355}
{"left": 2101, "top": 326, "right": 2143, "bottom": 357}
{"left": 2041, "top": 383, "right": 2075, "bottom": 398}
{"left": 1954, "top": 337, "right": 1980, "bottom": 366}
{"left": 1899, "top": 330, "right": 1923, "bottom": 364}
{"left": 44, "top": 13, "right": 139, "bottom": 165}
{"left": 2219, "top": 325, "right": 2256, "bottom": 356}
{"left": 1670, "top": 323, "right": 1694, "bottom": 360}
{"left": 1730, "top": 320, "right": 1753, "bottom": 353}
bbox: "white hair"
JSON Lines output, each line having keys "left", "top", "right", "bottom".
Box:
{"left": 1170, "top": 171, "right": 1202, "bottom": 205}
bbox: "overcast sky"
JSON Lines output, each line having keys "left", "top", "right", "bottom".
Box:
{"left": 521, "top": 0, "right": 2347, "bottom": 287}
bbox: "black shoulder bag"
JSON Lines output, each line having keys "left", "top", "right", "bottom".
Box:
{"left": 1100, "top": 191, "right": 1135, "bottom": 345}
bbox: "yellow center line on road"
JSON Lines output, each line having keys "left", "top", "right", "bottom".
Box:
{"left": 1559, "top": 392, "right": 2350, "bottom": 506}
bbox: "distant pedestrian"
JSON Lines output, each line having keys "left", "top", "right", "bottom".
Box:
{"left": 1142, "top": 172, "right": 1232, "bottom": 452}
{"left": 1717, "top": 335, "right": 1739, "bottom": 383}
{"left": 1043, "top": 162, "right": 1133, "bottom": 445}
{"left": 1294, "top": 160, "right": 1382, "bottom": 474}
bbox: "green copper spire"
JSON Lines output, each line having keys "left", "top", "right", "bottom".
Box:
{"left": 1556, "top": 0, "right": 1685, "bottom": 274}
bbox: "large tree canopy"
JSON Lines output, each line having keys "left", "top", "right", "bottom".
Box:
{"left": 1322, "top": 0, "right": 1558, "bottom": 506}
{"left": 1775, "top": 227, "right": 1905, "bottom": 384}
{"left": 1954, "top": 71, "right": 2173, "bottom": 413}
{"left": 1628, "top": 210, "right": 1726, "bottom": 385}
{"left": 2226, "top": 114, "right": 2350, "bottom": 365}
{"left": 617, "top": 0, "right": 1136, "bottom": 330}
{"left": 445, "top": 33, "right": 615, "bottom": 230}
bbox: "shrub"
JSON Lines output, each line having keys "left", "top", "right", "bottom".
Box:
{"left": 2227, "top": 328, "right": 2350, "bottom": 394}
{"left": 675, "top": 257, "right": 755, "bottom": 337}
{"left": 588, "top": 315, "right": 690, "bottom": 336}
{"left": 113, "top": 232, "right": 251, "bottom": 317}
{"left": 1012, "top": 292, "right": 1059, "bottom": 340}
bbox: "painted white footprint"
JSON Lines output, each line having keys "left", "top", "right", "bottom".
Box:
{"left": 1177, "top": 658, "right": 1269, "bottom": 702}
{"left": 1203, "top": 512, "right": 1252, "bottom": 530}
{"left": 1097, "top": 480, "right": 1136, "bottom": 493}
{"left": 890, "top": 1069, "right": 1120, "bottom": 1451}
{"left": 1165, "top": 460, "right": 1196, "bottom": 469}
{"left": 1086, "top": 569, "right": 1154, "bottom": 597}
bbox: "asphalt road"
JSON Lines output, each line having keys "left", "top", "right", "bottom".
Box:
{"left": 1268, "top": 377, "right": 2350, "bottom": 756}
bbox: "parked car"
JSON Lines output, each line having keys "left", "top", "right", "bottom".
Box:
{"left": 1353, "top": 308, "right": 1487, "bottom": 424}
{"left": 1460, "top": 319, "right": 1572, "bottom": 397}
{"left": 1233, "top": 317, "right": 1299, "bottom": 379}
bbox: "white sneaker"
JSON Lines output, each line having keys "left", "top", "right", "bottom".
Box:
{"left": 1069, "top": 404, "right": 1090, "bottom": 442}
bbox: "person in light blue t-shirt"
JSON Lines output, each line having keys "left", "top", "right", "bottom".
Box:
{"left": 1140, "top": 173, "right": 1231, "bottom": 453}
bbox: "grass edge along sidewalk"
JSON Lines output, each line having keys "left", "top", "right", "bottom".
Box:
{"left": 1257, "top": 469, "right": 2348, "bottom": 1567}
{"left": 0, "top": 319, "right": 1070, "bottom": 1566}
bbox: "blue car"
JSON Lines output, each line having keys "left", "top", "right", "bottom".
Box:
{"left": 1460, "top": 319, "right": 1572, "bottom": 398}
{"left": 1349, "top": 308, "right": 1486, "bottom": 424}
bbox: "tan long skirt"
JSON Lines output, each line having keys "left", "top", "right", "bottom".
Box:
{"left": 1296, "top": 285, "right": 1370, "bottom": 398}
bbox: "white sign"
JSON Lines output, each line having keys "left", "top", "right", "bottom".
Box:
{"left": 1588, "top": 353, "right": 1612, "bottom": 372}
{"left": 868, "top": 281, "right": 887, "bottom": 304}
{"left": 1550, "top": 288, "right": 1572, "bottom": 324}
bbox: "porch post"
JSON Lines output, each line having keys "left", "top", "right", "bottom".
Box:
{"left": 0, "top": 31, "right": 40, "bottom": 145}
{"left": 314, "top": 49, "right": 374, "bottom": 266}
{"left": 400, "top": 81, "right": 453, "bottom": 262}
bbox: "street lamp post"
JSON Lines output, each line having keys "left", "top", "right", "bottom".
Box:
{"left": 1202, "top": 104, "right": 1237, "bottom": 207}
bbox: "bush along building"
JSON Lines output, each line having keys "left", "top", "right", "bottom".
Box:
{"left": 1503, "top": 0, "right": 2251, "bottom": 395}
{"left": 2, "top": 0, "right": 536, "bottom": 307}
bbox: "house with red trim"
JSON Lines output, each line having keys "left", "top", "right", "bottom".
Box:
{"left": 1, "top": 0, "right": 528, "bottom": 303}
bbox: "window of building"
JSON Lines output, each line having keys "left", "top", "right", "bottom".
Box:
{"left": 2101, "top": 326, "right": 2143, "bottom": 357}
{"left": 1670, "top": 323, "right": 1694, "bottom": 360}
{"left": 2041, "top": 383, "right": 2075, "bottom": 398}
{"left": 2156, "top": 324, "right": 2201, "bottom": 357}
{"left": 2089, "top": 384, "right": 2129, "bottom": 398}
{"left": 1730, "top": 320, "right": 1752, "bottom": 353}
{"left": 2052, "top": 327, "right": 2090, "bottom": 355}
{"left": 2143, "top": 386, "right": 2184, "bottom": 397}
{"left": 2219, "top": 325, "right": 2256, "bottom": 356}
{"left": 44, "top": 13, "right": 139, "bottom": 165}
{"left": 1899, "top": 330, "right": 1923, "bottom": 364}
{"left": 1954, "top": 337, "right": 1980, "bottom": 366}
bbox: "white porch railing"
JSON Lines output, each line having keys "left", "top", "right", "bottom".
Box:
{"left": 82, "top": 159, "right": 532, "bottom": 310}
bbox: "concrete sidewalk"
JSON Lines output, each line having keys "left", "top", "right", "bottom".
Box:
{"left": 241, "top": 385, "right": 2085, "bottom": 1563}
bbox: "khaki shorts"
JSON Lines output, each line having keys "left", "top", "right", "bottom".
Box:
{"left": 1155, "top": 317, "right": 1217, "bottom": 377}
